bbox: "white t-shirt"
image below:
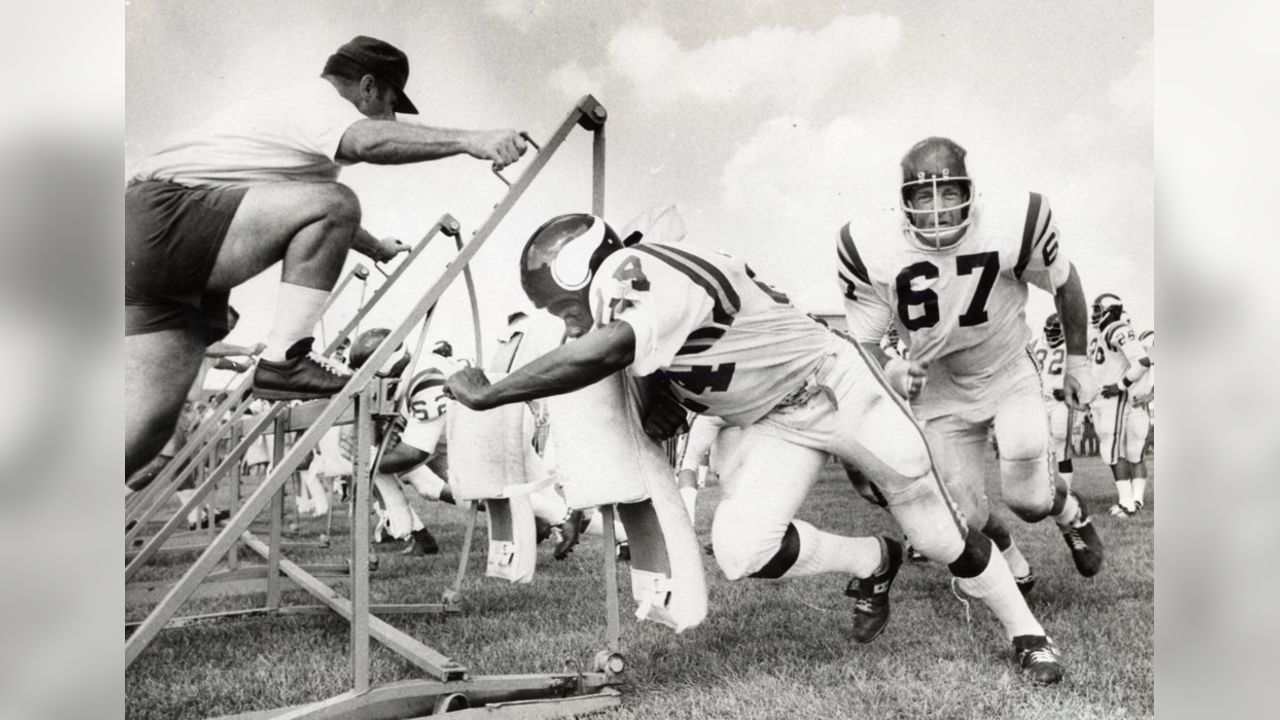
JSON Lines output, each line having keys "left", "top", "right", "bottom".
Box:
{"left": 129, "top": 79, "right": 367, "bottom": 188}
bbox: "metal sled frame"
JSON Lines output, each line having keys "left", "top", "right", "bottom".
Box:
{"left": 126, "top": 96, "right": 627, "bottom": 719}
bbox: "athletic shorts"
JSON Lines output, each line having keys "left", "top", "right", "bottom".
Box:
{"left": 125, "top": 179, "right": 248, "bottom": 344}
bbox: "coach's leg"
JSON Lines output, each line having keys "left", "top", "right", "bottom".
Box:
{"left": 211, "top": 182, "right": 360, "bottom": 358}
{"left": 125, "top": 329, "right": 205, "bottom": 477}
{"left": 211, "top": 182, "right": 361, "bottom": 398}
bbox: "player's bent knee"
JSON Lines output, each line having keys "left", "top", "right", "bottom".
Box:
{"left": 712, "top": 518, "right": 795, "bottom": 581}
{"left": 1000, "top": 456, "right": 1054, "bottom": 521}
{"left": 948, "top": 528, "right": 993, "bottom": 578}
{"left": 885, "top": 473, "right": 966, "bottom": 564}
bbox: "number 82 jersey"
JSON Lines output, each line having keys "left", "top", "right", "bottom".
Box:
{"left": 839, "top": 190, "right": 1070, "bottom": 418}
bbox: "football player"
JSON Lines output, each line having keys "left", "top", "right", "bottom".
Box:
{"left": 838, "top": 137, "right": 1103, "bottom": 596}
{"left": 343, "top": 328, "right": 449, "bottom": 555}
{"left": 1088, "top": 295, "right": 1153, "bottom": 516}
{"left": 1034, "top": 313, "right": 1077, "bottom": 489}
{"left": 445, "top": 213, "right": 1066, "bottom": 684}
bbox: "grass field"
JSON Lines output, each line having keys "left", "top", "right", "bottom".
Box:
{"left": 126, "top": 450, "right": 1154, "bottom": 719}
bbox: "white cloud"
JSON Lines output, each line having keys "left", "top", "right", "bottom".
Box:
{"left": 575, "top": 14, "right": 901, "bottom": 109}
{"left": 549, "top": 61, "right": 603, "bottom": 100}
{"left": 481, "top": 0, "right": 552, "bottom": 33}
{"left": 1110, "top": 40, "right": 1152, "bottom": 125}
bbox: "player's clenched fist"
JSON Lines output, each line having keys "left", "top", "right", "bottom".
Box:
{"left": 443, "top": 367, "right": 494, "bottom": 410}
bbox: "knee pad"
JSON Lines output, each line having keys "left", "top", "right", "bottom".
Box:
{"left": 947, "top": 528, "right": 993, "bottom": 579}
{"left": 878, "top": 472, "right": 966, "bottom": 564}
{"left": 1000, "top": 455, "right": 1054, "bottom": 522}
{"left": 744, "top": 523, "right": 801, "bottom": 579}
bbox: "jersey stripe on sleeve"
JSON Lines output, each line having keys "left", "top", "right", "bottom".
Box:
{"left": 1015, "top": 192, "right": 1045, "bottom": 279}
{"left": 837, "top": 223, "right": 871, "bottom": 297}
{"left": 631, "top": 244, "right": 739, "bottom": 325}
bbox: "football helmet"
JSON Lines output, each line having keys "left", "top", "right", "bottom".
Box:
{"left": 1091, "top": 293, "right": 1124, "bottom": 331}
{"left": 1139, "top": 329, "right": 1154, "bottom": 350}
{"left": 432, "top": 340, "right": 453, "bottom": 358}
{"left": 349, "top": 328, "right": 411, "bottom": 377}
{"left": 1043, "top": 313, "right": 1064, "bottom": 348}
{"left": 520, "top": 213, "right": 623, "bottom": 309}
{"left": 900, "top": 136, "right": 974, "bottom": 249}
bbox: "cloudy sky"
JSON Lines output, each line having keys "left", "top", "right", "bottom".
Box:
{"left": 126, "top": 0, "right": 1152, "bottom": 378}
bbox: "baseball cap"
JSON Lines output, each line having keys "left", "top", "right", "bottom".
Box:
{"left": 329, "top": 35, "right": 418, "bottom": 114}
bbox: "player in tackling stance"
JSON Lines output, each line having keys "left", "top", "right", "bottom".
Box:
{"left": 445, "top": 213, "right": 1067, "bottom": 684}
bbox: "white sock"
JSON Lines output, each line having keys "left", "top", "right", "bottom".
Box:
{"left": 679, "top": 487, "right": 698, "bottom": 523}
{"left": 955, "top": 550, "right": 1045, "bottom": 640}
{"left": 784, "top": 520, "right": 882, "bottom": 579}
{"left": 1052, "top": 490, "right": 1081, "bottom": 527}
{"left": 1131, "top": 476, "right": 1147, "bottom": 505}
{"left": 1114, "top": 479, "right": 1135, "bottom": 509}
{"left": 263, "top": 283, "right": 330, "bottom": 361}
{"left": 176, "top": 489, "right": 201, "bottom": 526}
{"left": 1002, "top": 541, "right": 1032, "bottom": 579}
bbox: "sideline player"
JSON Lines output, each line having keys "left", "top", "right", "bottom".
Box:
{"left": 1088, "top": 295, "right": 1153, "bottom": 516}
{"left": 1033, "top": 313, "right": 1077, "bottom": 490}
{"left": 126, "top": 35, "right": 530, "bottom": 478}
{"left": 838, "top": 137, "right": 1103, "bottom": 589}
{"left": 445, "top": 213, "right": 1067, "bottom": 684}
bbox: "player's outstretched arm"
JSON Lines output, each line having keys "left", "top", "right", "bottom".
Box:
{"left": 379, "top": 443, "right": 429, "bottom": 475}
{"left": 444, "top": 321, "right": 637, "bottom": 411}
{"left": 337, "top": 120, "right": 529, "bottom": 169}
{"left": 1054, "top": 263, "right": 1097, "bottom": 408}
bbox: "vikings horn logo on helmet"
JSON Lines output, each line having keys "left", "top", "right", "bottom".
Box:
{"left": 520, "top": 214, "right": 624, "bottom": 309}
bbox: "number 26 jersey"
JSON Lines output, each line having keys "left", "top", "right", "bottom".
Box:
{"left": 838, "top": 190, "right": 1070, "bottom": 418}
{"left": 590, "top": 241, "right": 830, "bottom": 427}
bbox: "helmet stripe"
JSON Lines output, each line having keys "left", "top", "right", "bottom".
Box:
{"left": 1014, "top": 192, "right": 1044, "bottom": 278}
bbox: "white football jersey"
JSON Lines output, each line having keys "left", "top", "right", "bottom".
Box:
{"left": 591, "top": 241, "right": 830, "bottom": 426}
{"left": 1131, "top": 329, "right": 1154, "bottom": 399}
{"left": 839, "top": 190, "right": 1070, "bottom": 418}
{"left": 1089, "top": 317, "right": 1148, "bottom": 388}
{"left": 395, "top": 353, "right": 462, "bottom": 452}
{"left": 1031, "top": 337, "right": 1068, "bottom": 400}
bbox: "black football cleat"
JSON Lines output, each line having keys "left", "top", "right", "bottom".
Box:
{"left": 401, "top": 527, "right": 440, "bottom": 556}
{"left": 844, "top": 536, "right": 903, "bottom": 643}
{"left": 1060, "top": 492, "right": 1104, "bottom": 577}
{"left": 1012, "top": 635, "right": 1064, "bottom": 685}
